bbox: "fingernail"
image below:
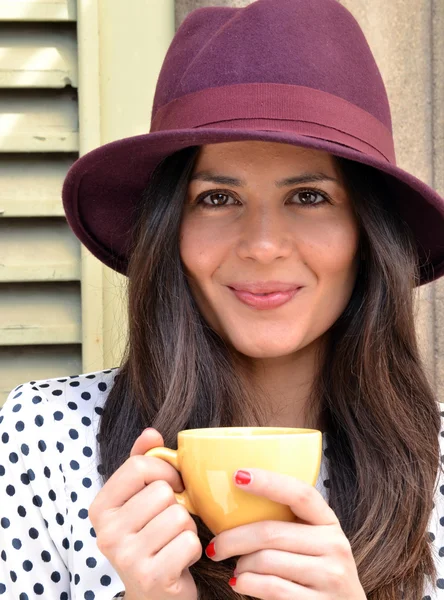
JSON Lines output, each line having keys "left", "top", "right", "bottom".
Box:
{"left": 205, "top": 541, "right": 216, "bottom": 558}
{"left": 234, "top": 470, "right": 252, "bottom": 485}
{"left": 143, "top": 427, "right": 155, "bottom": 433}
{"left": 228, "top": 577, "right": 237, "bottom": 587}
{"left": 233, "top": 568, "right": 238, "bottom": 576}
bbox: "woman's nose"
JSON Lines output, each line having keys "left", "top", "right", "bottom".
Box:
{"left": 236, "top": 205, "right": 294, "bottom": 263}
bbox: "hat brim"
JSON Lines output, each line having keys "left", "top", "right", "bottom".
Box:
{"left": 62, "top": 127, "right": 444, "bottom": 285}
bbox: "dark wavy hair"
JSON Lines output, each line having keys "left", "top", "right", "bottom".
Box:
{"left": 98, "top": 145, "right": 441, "bottom": 599}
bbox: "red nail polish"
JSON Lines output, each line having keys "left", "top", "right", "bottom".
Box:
{"left": 234, "top": 470, "right": 251, "bottom": 485}
{"left": 205, "top": 541, "right": 216, "bottom": 557}
{"left": 228, "top": 577, "right": 237, "bottom": 587}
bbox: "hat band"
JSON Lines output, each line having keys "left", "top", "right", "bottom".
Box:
{"left": 151, "top": 83, "right": 396, "bottom": 164}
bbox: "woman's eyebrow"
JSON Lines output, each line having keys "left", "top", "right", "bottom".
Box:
{"left": 189, "top": 170, "right": 339, "bottom": 187}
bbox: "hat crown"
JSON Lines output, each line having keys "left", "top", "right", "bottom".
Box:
{"left": 152, "top": 0, "right": 392, "bottom": 132}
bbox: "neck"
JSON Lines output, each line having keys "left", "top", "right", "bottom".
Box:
{"left": 235, "top": 337, "right": 325, "bottom": 430}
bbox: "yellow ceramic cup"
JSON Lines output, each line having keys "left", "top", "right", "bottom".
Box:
{"left": 145, "top": 427, "right": 322, "bottom": 535}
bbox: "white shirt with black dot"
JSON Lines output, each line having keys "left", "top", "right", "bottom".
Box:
{"left": 0, "top": 368, "right": 443, "bottom": 599}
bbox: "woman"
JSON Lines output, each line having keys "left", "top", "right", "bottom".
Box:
{"left": 1, "top": 0, "right": 444, "bottom": 598}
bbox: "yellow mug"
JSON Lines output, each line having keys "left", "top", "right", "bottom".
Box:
{"left": 145, "top": 427, "right": 322, "bottom": 535}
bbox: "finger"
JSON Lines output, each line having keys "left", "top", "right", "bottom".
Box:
{"left": 207, "top": 520, "right": 329, "bottom": 561}
{"left": 233, "top": 468, "right": 339, "bottom": 526}
{"left": 230, "top": 572, "right": 316, "bottom": 600}
{"left": 89, "top": 454, "right": 184, "bottom": 526}
{"left": 152, "top": 529, "right": 202, "bottom": 581}
{"left": 235, "top": 548, "right": 325, "bottom": 588}
{"left": 134, "top": 502, "right": 198, "bottom": 556}
{"left": 130, "top": 427, "right": 164, "bottom": 457}
{"left": 104, "top": 479, "right": 182, "bottom": 535}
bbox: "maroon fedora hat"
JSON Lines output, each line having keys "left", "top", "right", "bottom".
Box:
{"left": 62, "top": 0, "right": 444, "bottom": 285}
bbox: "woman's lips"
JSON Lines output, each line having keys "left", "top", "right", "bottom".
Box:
{"left": 228, "top": 286, "right": 302, "bottom": 309}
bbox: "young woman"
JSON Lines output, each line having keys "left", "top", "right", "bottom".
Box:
{"left": 1, "top": 0, "right": 444, "bottom": 599}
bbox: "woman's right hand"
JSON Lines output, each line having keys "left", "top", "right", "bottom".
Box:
{"left": 89, "top": 428, "right": 202, "bottom": 600}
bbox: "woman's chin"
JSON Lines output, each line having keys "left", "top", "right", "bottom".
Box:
{"left": 227, "top": 336, "right": 307, "bottom": 359}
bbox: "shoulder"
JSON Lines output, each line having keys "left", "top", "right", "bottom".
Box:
{"left": 1, "top": 367, "right": 120, "bottom": 428}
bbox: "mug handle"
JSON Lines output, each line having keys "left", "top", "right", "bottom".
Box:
{"left": 145, "top": 447, "right": 198, "bottom": 516}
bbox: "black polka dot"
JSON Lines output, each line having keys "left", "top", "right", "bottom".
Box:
{"left": 81, "top": 392, "right": 91, "bottom": 400}
{"left": 20, "top": 472, "right": 30, "bottom": 485}
{"left": 78, "top": 508, "right": 88, "bottom": 519}
{"left": 70, "top": 460, "right": 80, "bottom": 470}
{"left": 29, "top": 528, "right": 39, "bottom": 539}
{"left": 81, "top": 416, "right": 91, "bottom": 426}
{"left": 32, "top": 495, "right": 43, "bottom": 507}
{"left": 38, "top": 440, "right": 47, "bottom": 452}
{"left": 33, "top": 583, "right": 44, "bottom": 595}
{"left": 86, "top": 374, "right": 96, "bottom": 379}
{"left": 97, "top": 464, "right": 104, "bottom": 476}
{"left": 15, "top": 421, "right": 24, "bottom": 432}
{"left": 62, "top": 538, "right": 70, "bottom": 549}
{"left": 21, "top": 443, "right": 29, "bottom": 455}
{"left": 69, "top": 381, "right": 80, "bottom": 387}
{"left": 69, "top": 429, "right": 79, "bottom": 440}
{"left": 51, "top": 571, "right": 61, "bottom": 582}
{"left": 98, "top": 382, "right": 107, "bottom": 392}
{"left": 61, "top": 593, "right": 68, "bottom": 600}
{"left": 68, "top": 402, "right": 78, "bottom": 410}
{"left": 86, "top": 557, "right": 97, "bottom": 568}
{"left": 71, "top": 491, "right": 78, "bottom": 502}
{"left": 83, "top": 446, "right": 93, "bottom": 457}
{"left": 2, "top": 432, "right": 9, "bottom": 443}
{"left": 82, "top": 477, "right": 92, "bottom": 488}
{"left": 49, "top": 489, "right": 56, "bottom": 501}
{"left": 10, "top": 570, "right": 17, "bottom": 582}
{"left": 1, "top": 517, "right": 10, "bottom": 528}
{"left": 54, "top": 411, "right": 64, "bottom": 421}
{"left": 0, "top": 465, "right": 5, "bottom": 476}
{"left": 9, "top": 452, "right": 18, "bottom": 463}
{"left": 437, "top": 579, "right": 444, "bottom": 589}
{"left": 17, "top": 505, "right": 26, "bottom": 517}
{"left": 41, "top": 550, "right": 51, "bottom": 562}
{"left": 6, "top": 485, "right": 15, "bottom": 496}
{"left": 12, "top": 538, "right": 22, "bottom": 549}
{"left": 23, "top": 560, "right": 33, "bottom": 571}
{"left": 32, "top": 395, "right": 43, "bottom": 403}
{"left": 94, "top": 407, "right": 103, "bottom": 416}
{"left": 85, "top": 591, "right": 95, "bottom": 600}
{"left": 90, "top": 527, "right": 96, "bottom": 538}
{"left": 56, "top": 513, "right": 65, "bottom": 525}
{"left": 12, "top": 403, "right": 22, "bottom": 411}
{"left": 1, "top": 550, "right": 6, "bottom": 561}
{"left": 19, "top": 593, "right": 29, "bottom": 600}
{"left": 52, "top": 389, "right": 63, "bottom": 396}
{"left": 56, "top": 441, "right": 64, "bottom": 453}
{"left": 428, "top": 531, "right": 436, "bottom": 542}
{"left": 35, "top": 415, "right": 44, "bottom": 427}
{"left": 38, "top": 383, "right": 49, "bottom": 388}
{"left": 0, "top": 584, "right": 5, "bottom": 594}
{"left": 100, "top": 575, "right": 111, "bottom": 586}
{"left": 44, "top": 466, "right": 51, "bottom": 478}
{"left": 74, "top": 573, "right": 80, "bottom": 584}
{"left": 27, "top": 469, "right": 35, "bottom": 481}
{"left": 74, "top": 540, "right": 83, "bottom": 551}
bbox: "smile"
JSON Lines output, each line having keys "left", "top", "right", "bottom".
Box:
{"left": 227, "top": 287, "right": 302, "bottom": 310}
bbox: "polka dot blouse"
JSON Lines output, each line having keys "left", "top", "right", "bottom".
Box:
{"left": 0, "top": 368, "right": 443, "bottom": 599}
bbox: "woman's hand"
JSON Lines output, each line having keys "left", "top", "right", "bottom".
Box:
{"left": 205, "top": 468, "right": 366, "bottom": 599}
{"left": 89, "top": 428, "right": 202, "bottom": 600}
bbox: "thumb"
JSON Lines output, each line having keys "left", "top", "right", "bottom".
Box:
{"left": 130, "top": 427, "right": 164, "bottom": 457}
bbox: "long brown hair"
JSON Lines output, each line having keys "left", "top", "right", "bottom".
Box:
{"left": 98, "top": 145, "right": 442, "bottom": 599}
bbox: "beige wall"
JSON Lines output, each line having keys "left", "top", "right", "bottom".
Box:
{"left": 0, "top": 0, "right": 442, "bottom": 402}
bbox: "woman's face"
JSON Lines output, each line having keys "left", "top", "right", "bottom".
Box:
{"left": 180, "top": 141, "right": 360, "bottom": 359}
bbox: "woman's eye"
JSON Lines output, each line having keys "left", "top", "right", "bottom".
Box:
{"left": 197, "top": 192, "right": 237, "bottom": 208}
{"left": 291, "top": 190, "right": 329, "bottom": 206}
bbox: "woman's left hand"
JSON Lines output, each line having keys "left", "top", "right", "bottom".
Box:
{"left": 205, "top": 468, "right": 366, "bottom": 599}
